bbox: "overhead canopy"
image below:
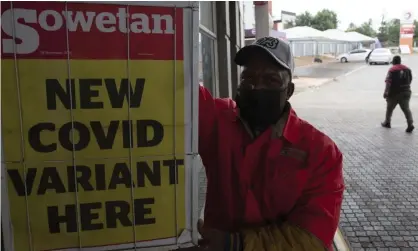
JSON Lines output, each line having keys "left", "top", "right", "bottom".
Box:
{"left": 322, "top": 29, "right": 354, "bottom": 41}
{"left": 283, "top": 26, "right": 331, "bottom": 40}
{"left": 247, "top": 26, "right": 376, "bottom": 43}
{"left": 345, "top": 31, "right": 375, "bottom": 42}
{"left": 270, "top": 29, "right": 287, "bottom": 39}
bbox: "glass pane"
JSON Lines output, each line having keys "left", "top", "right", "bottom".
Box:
{"left": 199, "top": 33, "right": 215, "bottom": 94}
{"left": 199, "top": 1, "right": 214, "bottom": 31}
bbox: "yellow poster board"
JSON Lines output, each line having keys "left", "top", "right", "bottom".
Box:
{"left": 1, "top": 2, "right": 190, "bottom": 250}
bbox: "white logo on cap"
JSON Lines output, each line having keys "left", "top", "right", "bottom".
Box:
{"left": 256, "top": 37, "right": 279, "bottom": 49}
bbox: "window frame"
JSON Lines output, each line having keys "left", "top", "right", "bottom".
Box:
{"left": 199, "top": 1, "right": 216, "bottom": 33}
{"left": 199, "top": 2, "right": 219, "bottom": 97}
{"left": 349, "top": 49, "right": 361, "bottom": 54}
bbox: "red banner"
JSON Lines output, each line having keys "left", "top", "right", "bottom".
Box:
{"left": 1, "top": 1, "right": 183, "bottom": 60}
{"left": 400, "top": 27, "right": 414, "bottom": 35}
{"left": 253, "top": 1, "right": 268, "bottom": 6}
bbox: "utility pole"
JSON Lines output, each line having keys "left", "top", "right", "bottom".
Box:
{"left": 253, "top": 1, "right": 272, "bottom": 39}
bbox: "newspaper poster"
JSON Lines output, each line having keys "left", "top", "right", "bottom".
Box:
{"left": 1, "top": 1, "right": 197, "bottom": 250}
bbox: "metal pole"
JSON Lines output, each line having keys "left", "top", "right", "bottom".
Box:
{"left": 254, "top": 1, "right": 270, "bottom": 39}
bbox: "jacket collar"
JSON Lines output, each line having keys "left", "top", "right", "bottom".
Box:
{"left": 270, "top": 103, "right": 300, "bottom": 144}
{"left": 390, "top": 64, "right": 408, "bottom": 71}
{"left": 236, "top": 102, "right": 301, "bottom": 144}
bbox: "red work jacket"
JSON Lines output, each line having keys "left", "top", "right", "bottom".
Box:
{"left": 198, "top": 86, "right": 344, "bottom": 249}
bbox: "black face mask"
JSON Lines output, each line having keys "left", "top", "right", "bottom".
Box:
{"left": 235, "top": 89, "right": 285, "bottom": 132}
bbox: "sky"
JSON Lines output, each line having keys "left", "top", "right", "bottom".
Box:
{"left": 243, "top": 0, "right": 418, "bottom": 30}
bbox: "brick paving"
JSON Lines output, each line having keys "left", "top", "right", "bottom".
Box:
{"left": 199, "top": 56, "right": 418, "bottom": 250}
{"left": 292, "top": 56, "right": 418, "bottom": 250}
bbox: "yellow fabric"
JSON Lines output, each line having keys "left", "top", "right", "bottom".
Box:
{"left": 241, "top": 223, "right": 326, "bottom": 251}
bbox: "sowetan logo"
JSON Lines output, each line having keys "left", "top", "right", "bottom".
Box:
{"left": 1, "top": 7, "right": 175, "bottom": 54}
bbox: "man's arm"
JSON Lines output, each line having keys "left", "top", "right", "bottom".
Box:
{"left": 384, "top": 69, "right": 393, "bottom": 97}
{"left": 226, "top": 223, "right": 327, "bottom": 251}
{"left": 226, "top": 143, "right": 344, "bottom": 251}
{"left": 198, "top": 85, "right": 218, "bottom": 165}
{"left": 408, "top": 68, "right": 413, "bottom": 83}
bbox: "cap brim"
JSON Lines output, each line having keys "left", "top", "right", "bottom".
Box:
{"left": 234, "top": 44, "right": 291, "bottom": 72}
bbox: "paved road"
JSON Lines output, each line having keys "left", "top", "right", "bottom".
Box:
{"left": 292, "top": 55, "right": 418, "bottom": 250}
{"left": 294, "top": 61, "right": 365, "bottom": 79}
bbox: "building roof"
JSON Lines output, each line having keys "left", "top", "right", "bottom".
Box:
{"left": 244, "top": 26, "right": 375, "bottom": 43}
{"left": 321, "top": 29, "right": 374, "bottom": 42}
{"left": 322, "top": 29, "right": 353, "bottom": 41}
{"left": 283, "top": 26, "right": 330, "bottom": 40}
{"left": 345, "top": 31, "right": 375, "bottom": 42}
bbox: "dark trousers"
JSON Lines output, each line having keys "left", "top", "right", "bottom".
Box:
{"left": 385, "top": 91, "right": 414, "bottom": 125}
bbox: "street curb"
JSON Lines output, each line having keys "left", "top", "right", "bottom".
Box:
{"left": 294, "top": 64, "right": 368, "bottom": 95}
{"left": 295, "top": 59, "right": 336, "bottom": 69}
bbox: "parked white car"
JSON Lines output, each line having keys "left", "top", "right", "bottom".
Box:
{"left": 367, "top": 48, "right": 393, "bottom": 65}
{"left": 337, "top": 49, "right": 371, "bottom": 63}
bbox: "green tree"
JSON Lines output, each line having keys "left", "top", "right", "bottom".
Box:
{"left": 377, "top": 17, "right": 400, "bottom": 46}
{"left": 346, "top": 22, "right": 357, "bottom": 31}
{"left": 284, "top": 20, "right": 295, "bottom": 29}
{"left": 386, "top": 19, "right": 400, "bottom": 46}
{"left": 414, "top": 20, "right": 418, "bottom": 45}
{"left": 289, "top": 9, "right": 338, "bottom": 31}
{"left": 346, "top": 19, "right": 376, "bottom": 37}
{"left": 377, "top": 15, "right": 388, "bottom": 43}
{"left": 294, "top": 11, "right": 315, "bottom": 27}
{"left": 311, "top": 9, "right": 338, "bottom": 31}
{"left": 355, "top": 19, "right": 376, "bottom": 37}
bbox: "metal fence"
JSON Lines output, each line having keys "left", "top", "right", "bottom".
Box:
{"left": 289, "top": 40, "right": 360, "bottom": 57}
{"left": 245, "top": 38, "right": 361, "bottom": 57}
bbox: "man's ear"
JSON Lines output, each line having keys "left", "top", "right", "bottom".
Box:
{"left": 287, "top": 82, "right": 295, "bottom": 99}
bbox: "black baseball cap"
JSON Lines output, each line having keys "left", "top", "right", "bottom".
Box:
{"left": 235, "top": 36, "right": 295, "bottom": 79}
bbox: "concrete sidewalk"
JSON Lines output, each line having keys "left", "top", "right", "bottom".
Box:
{"left": 293, "top": 77, "right": 333, "bottom": 94}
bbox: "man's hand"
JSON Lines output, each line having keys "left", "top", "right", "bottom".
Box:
{"left": 197, "top": 219, "right": 227, "bottom": 251}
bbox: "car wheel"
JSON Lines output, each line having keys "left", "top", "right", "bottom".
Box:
{"left": 340, "top": 57, "right": 347, "bottom": 63}
{"left": 369, "top": 62, "right": 374, "bottom": 65}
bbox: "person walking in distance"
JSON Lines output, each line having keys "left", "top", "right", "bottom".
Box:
{"left": 381, "top": 55, "right": 414, "bottom": 133}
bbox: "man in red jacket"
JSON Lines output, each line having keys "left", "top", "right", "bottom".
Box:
{"left": 196, "top": 37, "right": 344, "bottom": 251}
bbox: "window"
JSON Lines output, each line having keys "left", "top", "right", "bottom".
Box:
{"left": 199, "top": 2, "right": 217, "bottom": 95}
{"left": 373, "top": 48, "right": 390, "bottom": 54}
{"left": 198, "top": 0, "right": 219, "bottom": 214}
{"left": 199, "top": 2, "right": 215, "bottom": 32}
{"left": 199, "top": 33, "right": 216, "bottom": 94}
